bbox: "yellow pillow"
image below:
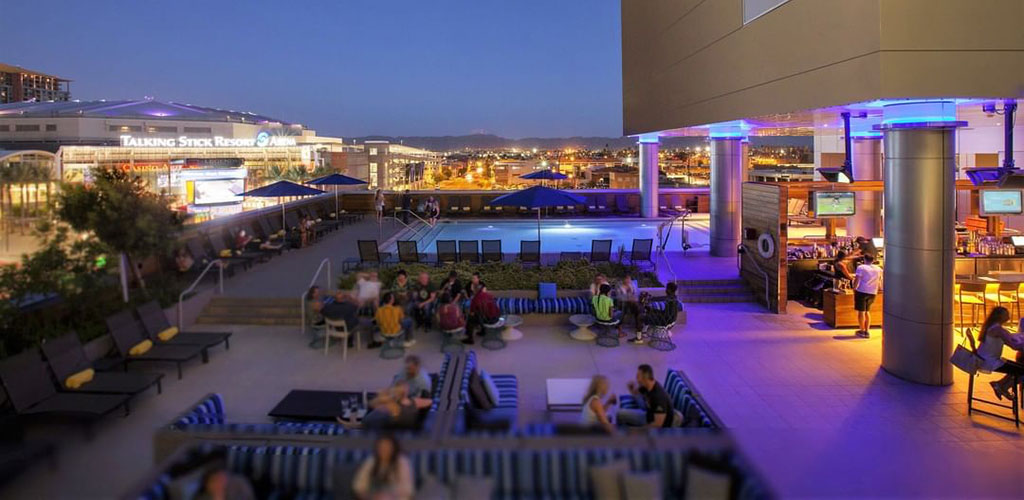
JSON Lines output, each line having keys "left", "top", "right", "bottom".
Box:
{"left": 218, "top": 249, "right": 234, "bottom": 258}
{"left": 65, "top": 368, "right": 95, "bottom": 389}
{"left": 157, "top": 326, "right": 179, "bottom": 341}
{"left": 253, "top": 238, "right": 263, "bottom": 243}
{"left": 276, "top": 230, "right": 286, "bottom": 237}
{"left": 129, "top": 339, "right": 153, "bottom": 356}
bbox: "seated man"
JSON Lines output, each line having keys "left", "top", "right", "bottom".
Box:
{"left": 322, "top": 291, "right": 361, "bottom": 348}
{"left": 390, "top": 269, "right": 412, "bottom": 312}
{"left": 372, "top": 292, "right": 414, "bottom": 348}
{"left": 467, "top": 282, "right": 500, "bottom": 345}
{"left": 392, "top": 355, "right": 431, "bottom": 398}
{"left": 338, "top": 380, "right": 432, "bottom": 431}
{"left": 410, "top": 271, "right": 437, "bottom": 331}
{"left": 591, "top": 283, "right": 623, "bottom": 337}
{"left": 632, "top": 282, "right": 680, "bottom": 345}
{"left": 616, "top": 364, "right": 677, "bottom": 429}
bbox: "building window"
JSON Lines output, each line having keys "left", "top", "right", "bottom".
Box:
{"left": 0, "top": 125, "right": 9, "bottom": 131}
{"left": 45, "top": 124, "right": 57, "bottom": 131}
{"left": 147, "top": 126, "right": 177, "bottom": 133}
{"left": 183, "top": 126, "right": 212, "bottom": 134}
{"left": 109, "top": 125, "right": 142, "bottom": 132}
{"left": 369, "top": 148, "right": 378, "bottom": 156}
{"left": 15, "top": 124, "right": 40, "bottom": 132}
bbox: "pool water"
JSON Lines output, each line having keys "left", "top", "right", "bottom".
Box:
{"left": 400, "top": 217, "right": 709, "bottom": 254}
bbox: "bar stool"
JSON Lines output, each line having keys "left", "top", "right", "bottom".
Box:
{"left": 983, "top": 283, "right": 1019, "bottom": 320}
{"left": 954, "top": 283, "right": 984, "bottom": 330}
{"left": 378, "top": 332, "right": 405, "bottom": 359}
{"left": 963, "top": 328, "right": 1020, "bottom": 428}
{"left": 594, "top": 316, "right": 622, "bottom": 348}
{"left": 647, "top": 322, "right": 677, "bottom": 352}
{"left": 481, "top": 318, "right": 506, "bottom": 350}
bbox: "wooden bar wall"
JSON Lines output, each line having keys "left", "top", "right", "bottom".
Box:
{"left": 740, "top": 182, "right": 787, "bottom": 313}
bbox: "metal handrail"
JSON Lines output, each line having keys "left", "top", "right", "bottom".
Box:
{"left": 177, "top": 260, "right": 225, "bottom": 328}
{"left": 739, "top": 244, "right": 772, "bottom": 309}
{"left": 300, "top": 258, "right": 332, "bottom": 336}
{"left": 394, "top": 208, "right": 435, "bottom": 228}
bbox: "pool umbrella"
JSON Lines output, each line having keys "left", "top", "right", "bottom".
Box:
{"left": 307, "top": 173, "right": 367, "bottom": 219}
{"left": 520, "top": 169, "right": 568, "bottom": 187}
{"left": 241, "top": 180, "right": 325, "bottom": 230}
{"left": 488, "top": 185, "right": 586, "bottom": 241}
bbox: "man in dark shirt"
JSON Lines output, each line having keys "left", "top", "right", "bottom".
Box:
{"left": 321, "top": 291, "right": 361, "bottom": 348}
{"left": 410, "top": 271, "right": 437, "bottom": 332}
{"left": 634, "top": 282, "right": 680, "bottom": 344}
{"left": 616, "top": 364, "right": 676, "bottom": 428}
{"left": 400, "top": 190, "right": 412, "bottom": 224}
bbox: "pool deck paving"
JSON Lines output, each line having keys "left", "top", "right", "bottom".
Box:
{"left": 3, "top": 215, "right": 1023, "bottom": 498}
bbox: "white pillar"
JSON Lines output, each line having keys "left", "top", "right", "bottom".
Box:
{"left": 638, "top": 140, "right": 659, "bottom": 218}
{"left": 710, "top": 138, "right": 744, "bottom": 257}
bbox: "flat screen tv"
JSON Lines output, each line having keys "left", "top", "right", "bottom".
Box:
{"left": 980, "top": 190, "right": 1023, "bottom": 216}
{"left": 813, "top": 191, "right": 856, "bottom": 217}
{"left": 193, "top": 179, "right": 245, "bottom": 205}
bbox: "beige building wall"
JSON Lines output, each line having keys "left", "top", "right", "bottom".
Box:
{"left": 622, "top": 0, "right": 1024, "bottom": 135}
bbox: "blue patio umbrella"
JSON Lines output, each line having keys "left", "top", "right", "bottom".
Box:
{"left": 307, "top": 173, "right": 367, "bottom": 219}
{"left": 488, "top": 185, "right": 586, "bottom": 241}
{"left": 520, "top": 169, "right": 568, "bottom": 188}
{"left": 241, "top": 180, "right": 325, "bottom": 230}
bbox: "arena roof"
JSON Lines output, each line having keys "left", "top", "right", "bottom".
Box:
{"left": 0, "top": 99, "right": 295, "bottom": 126}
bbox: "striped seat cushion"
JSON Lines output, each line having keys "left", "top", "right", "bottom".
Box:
{"left": 535, "top": 296, "right": 590, "bottom": 314}
{"left": 175, "top": 394, "right": 225, "bottom": 426}
{"left": 647, "top": 298, "right": 683, "bottom": 311}
{"left": 490, "top": 374, "right": 519, "bottom": 408}
{"left": 496, "top": 297, "right": 535, "bottom": 315}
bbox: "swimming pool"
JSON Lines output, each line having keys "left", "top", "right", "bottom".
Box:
{"left": 394, "top": 217, "right": 710, "bottom": 254}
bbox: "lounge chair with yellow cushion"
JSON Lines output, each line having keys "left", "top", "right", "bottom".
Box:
{"left": 136, "top": 301, "right": 231, "bottom": 353}
{"left": 106, "top": 311, "right": 206, "bottom": 380}
{"left": 0, "top": 350, "right": 129, "bottom": 423}
{"left": 41, "top": 332, "right": 163, "bottom": 397}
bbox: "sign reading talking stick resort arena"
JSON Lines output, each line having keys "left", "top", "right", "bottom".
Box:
{"left": 119, "top": 131, "right": 297, "bottom": 148}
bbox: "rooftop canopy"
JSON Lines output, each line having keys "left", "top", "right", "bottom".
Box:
{"left": 0, "top": 98, "right": 295, "bottom": 126}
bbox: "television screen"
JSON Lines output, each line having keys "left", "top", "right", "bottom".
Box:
{"left": 193, "top": 179, "right": 245, "bottom": 205}
{"left": 813, "top": 191, "right": 856, "bottom": 217}
{"left": 1012, "top": 236, "right": 1024, "bottom": 247}
{"left": 872, "top": 237, "right": 884, "bottom": 248}
{"left": 980, "top": 190, "right": 1023, "bottom": 215}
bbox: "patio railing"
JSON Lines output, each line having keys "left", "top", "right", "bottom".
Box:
{"left": 177, "top": 260, "right": 224, "bottom": 328}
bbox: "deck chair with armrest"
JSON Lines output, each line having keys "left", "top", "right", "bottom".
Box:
{"left": 461, "top": 197, "right": 473, "bottom": 214}
{"left": 206, "top": 233, "right": 258, "bottom": 268}
{"left": 590, "top": 239, "right": 612, "bottom": 264}
{"left": 519, "top": 240, "right": 541, "bottom": 267}
{"left": 623, "top": 238, "right": 655, "bottom": 270}
{"left": 248, "top": 220, "right": 285, "bottom": 255}
{"left": 231, "top": 225, "right": 279, "bottom": 261}
{"left": 185, "top": 238, "right": 243, "bottom": 277}
{"left": 299, "top": 206, "right": 330, "bottom": 238}
{"left": 0, "top": 350, "right": 130, "bottom": 421}
{"left": 615, "top": 194, "right": 632, "bottom": 215}
{"left": 481, "top": 240, "right": 503, "bottom": 263}
{"left": 41, "top": 332, "right": 163, "bottom": 397}
{"left": 136, "top": 301, "right": 231, "bottom": 352}
{"left": 398, "top": 240, "right": 429, "bottom": 264}
{"left": 314, "top": 204, "right": 343, "bottom": 231}
{"left": 343, "top": 240, "right": 393, "bottom": 271}
{"left": 671, "top": 194, "right": 685, "bottom": 212}
{"left": 447, "top": 197, "right": 461, "bottom": 215}
{"left": 436, "top": 240, "right": 458, "bottom": 266}
{"left": 458, "top": 240, "right": 480, "bottom": 263}
{"left": 106, "top": 312, "right": 207, "bottom": 380}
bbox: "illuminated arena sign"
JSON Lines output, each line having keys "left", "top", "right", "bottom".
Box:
{"left": 119, "top": 133, "right": 297, "bottom": 148}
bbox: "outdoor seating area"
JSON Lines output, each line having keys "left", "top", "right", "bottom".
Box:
{"left": 396, "top": 191, "right": 704, "bottom": 219}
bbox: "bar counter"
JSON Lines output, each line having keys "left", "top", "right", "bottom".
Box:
{"left": 823, "top": 290, "right": 883, "bottom": 328}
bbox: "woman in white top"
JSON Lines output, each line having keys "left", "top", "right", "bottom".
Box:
{"left": 977, "top": 306, "right": 1024, "bottom": 400}
{"left": 374, "top": 189, "right": 385, "bottom": 223}
{"left": 352, "top": 434, "right": 414, "bottom": 500}
{"left": 581, "top": 374, "right": 617, "bottom": 434}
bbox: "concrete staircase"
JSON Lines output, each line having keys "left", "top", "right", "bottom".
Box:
{"left": 195, "top": 297, "right": 301, "bottom": 326}
{"left": 676, "top": 279, "right": 756, "bottom": 303}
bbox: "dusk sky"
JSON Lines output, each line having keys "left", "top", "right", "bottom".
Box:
{"left": 1, "top": 0, "right": 623, "bottom": 139}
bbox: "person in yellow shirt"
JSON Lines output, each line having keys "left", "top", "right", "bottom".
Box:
{"left": 592, "top": 283, "right": 623, "bottom": 338}
{"left": 373, "top": 292, "right": 415, "bottom": 348}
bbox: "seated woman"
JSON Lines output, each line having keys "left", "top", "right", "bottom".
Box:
{"left": 338, "top": 380, "right": 432, "bottom": 431}
{"left": 592, "top": 283, "right": 624, "bottom": 337}
{"left": 438, "top": 293, "right": 466, "bottom": 335}
{"left": 633, "top": 282, "right": 680, "bottom": 344}
{"left": 615, "top": 273, "right": 641, "bottom": 331}
{"left": 353, "top": 435, "right": 414, "bottom": 500}
{"left": 978, "top": 306, "right": 1024, "bottom": 400}
{"left": 581, "top": 374, "right": 617, "bottom": 434}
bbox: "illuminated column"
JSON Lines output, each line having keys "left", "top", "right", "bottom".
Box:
{"left": 880, "top": 101, "right": 964, "bottom": 386}
{"left": 846, "top": 136, "right": 882, "bottom": 238}
{"left": 710, "top": 135, "right": 745, "bottom": 257}
{"left": 638, "top": 136, "right": 659, "bottom": 218}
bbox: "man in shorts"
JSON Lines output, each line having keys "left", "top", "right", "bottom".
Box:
{"left": 853, "top": 254, "right": 882, "bottom": 338}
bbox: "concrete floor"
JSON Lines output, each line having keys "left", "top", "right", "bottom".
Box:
{"left": 4, "top": 216, "right": 1023, "bottom": 498}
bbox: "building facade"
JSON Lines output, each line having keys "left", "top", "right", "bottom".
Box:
{"left": 0, "top": 63, "right": 71, "bottom": 104}
{"left": 363, "top": 140, "right": 436, "bottom": 190}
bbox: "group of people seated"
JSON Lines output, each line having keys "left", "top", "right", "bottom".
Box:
{"left": 337, "top": 355, "right": 434, "bottom": 432}
{"left": 580, "top": 364, "right": 686, "bottom": 434}
{"left": 305, "top": 269, "right": 502, "bottom": 350}
{"left": 589, "top": 273, "right": 681, "bottom": 344}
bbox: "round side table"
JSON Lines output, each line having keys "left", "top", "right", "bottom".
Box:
{"left": 502, "top": 315, "right": 524, "bottom": 341}
{"left": 569, "top": 314, "right": 596, "bottom": 341}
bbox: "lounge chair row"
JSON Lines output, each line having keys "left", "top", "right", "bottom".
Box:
{"left": 346, "top": 238, "right": 656, "bottom": 270}
{"left": 418, "top": 193, "right": 700, "bottom": 217}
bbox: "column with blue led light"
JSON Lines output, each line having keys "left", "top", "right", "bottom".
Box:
{"left": 847, "top": 116, "right": 882, "bottom": 238}
{"left": 638, "top": 135, "right": 659, "bottom": 218}
{"left": 709, "top": 122, "right": 748, "bottom": 257}
{"left": 879, "top": 100, "right": 965, "bottom": 386}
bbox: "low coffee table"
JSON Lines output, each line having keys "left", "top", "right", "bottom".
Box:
{"left": 546, "top": 378, "right": 592, "bottom": 411}
{"left": 568, "top": 314, "right": 596, "bottom": 341}
{"left": 502, "top": 314, "right": 524, "bottom": 341}
{"left": 268, "top": 389, "right": 375, "bottom": 422}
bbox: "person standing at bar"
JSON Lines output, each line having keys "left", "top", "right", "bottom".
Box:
{"left": 852, "top": 254, "right": 882, "bottom": 338}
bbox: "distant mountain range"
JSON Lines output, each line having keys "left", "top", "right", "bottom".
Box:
{"left": 347, "top": 133, "right": 812, "bottom": 152}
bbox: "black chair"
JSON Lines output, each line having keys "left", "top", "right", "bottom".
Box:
{"left": 106, "top": 312, "right": 206, "bottom": 380}
{"left": 458, "top": 240, "right": 480, "bottom": 263}
{"left": 481, "top": 240, "right": 503, "bottom": 263}
{"left": 447, "top": 197, "right": 461, "bottom": 215}
{"left": 398, "top": 240, "right": 426, "bottom": 264}
{"left": 185, "top": 238, "right": 243, "bottom": 277}
{"left": 624, "top": 238, "right": 654, "bottom": 269}
{"left": 136, "top": 301, "right": 232, "bottom": 352}
{"left": 203, "top": 235, "right": 255, "bottom": 270}
{"left": 519, "top": 240, "right": 541, "bottom": 267}
{"left": 590, "top": 239, "right": 612, "bottom": 263}
{"left": 248, "top": 221, "right": 285, "bottom": 255}
{"left": 615, "top": 195, "right": 631, "bottom": 214}
{"left": 41, "top": 332, "right": 163, "bottom": 397}
{"left": 590, "top": 194, "right": 611, "bottom": 214}
{"left": 0, "top": 351, "right": 130, "bottom": 421}
{"left": 344, "top": 240, "right": 393, "bottom": 271}
{"left": 436, "top": 240, "right": 458, "bottom": 266}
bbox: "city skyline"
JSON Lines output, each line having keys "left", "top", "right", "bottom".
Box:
{"left": 0, "top": 0, "right": 623, "bottom": 139}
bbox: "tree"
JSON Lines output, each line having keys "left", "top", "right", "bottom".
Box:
{"left": 56, "top": 167, "right": 183, "bottom": 302}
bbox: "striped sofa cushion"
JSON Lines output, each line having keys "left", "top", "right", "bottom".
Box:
{"left": 648, "top": 298, "right": 683, "bottom": 311}
{"left": 429, "top": 354, "right": 451, "bottom": 411}
{"left": 617, "top": 370, "right": 718, "bottom": 428}
{"left": 175, "top": 393, "right": 225, "bottom": 426}
{"left": 490, "top": 374, "right": 519, "bottom": 409}
{"left": 172, "top": 394, "right": 347, "bottom": 435}
{"left": 496, "top": 297, "right": 535, "bottom": 315}
{"left": 534, "top": 297, "right": 591, "bottom": 314}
